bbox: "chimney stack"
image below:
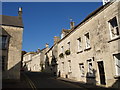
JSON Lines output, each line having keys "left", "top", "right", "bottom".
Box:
{"left": 70, "top": 19, "right": 75, "bottom": 29}
{"left": 54, "top": 36, "right": 60, "bottom": 44}
{"left": 18, "top": 7, "right": 22, "bottom": 17}
{"left": 45, "top": 43, "right": 49, "bottom": 48}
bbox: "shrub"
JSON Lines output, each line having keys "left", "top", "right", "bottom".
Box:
{"left": 65, "top": 50, "right": 70, "bottom": 55}
{"left": 59, "top": 53, "right": 64, "bottom": 58}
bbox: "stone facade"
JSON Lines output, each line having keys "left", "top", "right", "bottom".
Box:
{"left": 23, "top": 44, "right": 49, "bottom": 72}
{"left": 1, "top": 8, "right": 23, "bottom": 79}
{"left": 44, "top": 36, "right": 60, "bottom": 75}
{"left": 42, "top": 1, "right": 120, "bottom": 88}
{"left": 56, "top": 1, "right": 120, "bottom": 88}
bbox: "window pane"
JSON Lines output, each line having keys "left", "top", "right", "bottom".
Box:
{"left": 110, "top": 17, "right": 118, "bottom": 27}
{"left": 1, "top": 36, "right": 7, "bottom": 49}
{"left": 109, "top": 17, "right": 119, "bottom": 38}
{"left": 114, "top": 54, "right": 120, "bottom": 76}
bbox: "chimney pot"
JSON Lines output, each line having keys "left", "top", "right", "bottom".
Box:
{"left": 45, "top": 43, "right": 49, "bottom": 48}
{"left": 54, "top": 36, "right": 60, "bottom": 44}
{"left": 18, "top": 7, "right": 22, "bottom": 17}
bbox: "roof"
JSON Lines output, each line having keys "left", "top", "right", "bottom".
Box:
{"left": 1, "top": 15, "right": 23, "bottom": 28}
{"left": 24, "top": 52, "right": 36, "bottom": 56}
{"left": 57, "top": 2, "right": 113, "bottom": 44}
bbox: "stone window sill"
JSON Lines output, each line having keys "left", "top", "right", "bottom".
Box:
{"left": 86, "top": 76, "right": 95, "bottom": 78}
{"left": 114, "top": 75, "right": 120, "bottom": 79}
{"left": 77, "top": 50, "right": 83, "bottom": 54}
{"left": 108, "top": 36, "right": 120, "bottom": 43}
{"left": 84, "top": 47, "right": 91, "bottom": 51}
{"left": 68, "top": 72, "right": 72, "bottom": 74}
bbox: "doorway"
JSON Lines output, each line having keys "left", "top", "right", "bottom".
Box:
{"left": 97, "top": 61, "right": 106, "bottom": 85}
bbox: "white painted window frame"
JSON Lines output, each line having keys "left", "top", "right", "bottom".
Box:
{"left": 108, "top": 16, "right": 120, "bottom": 40}
{"left": 113, "top": 53, "right": 120, "bottom": 76}
{"left": 77, "top": 37, "right": 82, "bottom": 52}
{"left": 79, "top": 63, "right": 84, "bottom": 77}
{"left": 87, "top": 59, "right": 94, "bottom": 77}
{"left": 85, "top": 32, "right": 90, "bottom": 49}
{"left": 61, "top": 46, "right": 64, "bottom": 53}
{"left": 68, "top": 60, "right": 72, "bottom": 73}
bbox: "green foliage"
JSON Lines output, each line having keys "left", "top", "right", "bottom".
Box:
{"left": 65, "top": 50, "right": 70, "bottom": 55}
{"left": 59, "top": 53, "right": 64, "bottom": 58}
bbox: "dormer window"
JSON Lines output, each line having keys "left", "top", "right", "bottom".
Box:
{"left": 109, "top": 17, "right": 119, "bottom": 39}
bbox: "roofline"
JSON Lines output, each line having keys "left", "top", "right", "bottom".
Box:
{"left": 45, "top": 43, "right": 57, "bottom": 54}
{"left": 57, "top": 2, "right": 113, "bottom": 44}
{"left": 1, "top": 24, "right": 24, "bottom": 28}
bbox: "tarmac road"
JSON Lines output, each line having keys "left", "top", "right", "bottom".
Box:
{"left": 23, "top": 72, "right": 86, "bottom": 89}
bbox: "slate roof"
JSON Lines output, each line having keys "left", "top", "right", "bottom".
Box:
{"left": 0, "top": 15, "right": 23, "bottom": 28}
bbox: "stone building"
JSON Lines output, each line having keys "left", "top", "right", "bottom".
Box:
{"left": 44, "top": 37, "right": 60, "bottom": 75}
{"left": 22, "top": 52, "right": 35, "bottom": 71}
{"left": 22, "top": 44, "right": 49, "bottom": 72}
{"left": 1, "top": 7, "right": 24, "bottom": 79}
{"left": 57, "top": 1, "right": 120, "bottom": 88}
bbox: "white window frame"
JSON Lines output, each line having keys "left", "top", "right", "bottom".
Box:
{"left": 77, "top": 37, "right": 82, "bottom": 52}
{"left": 85, "top": 33, "right": 90, "bottom": 49}
{"left": 79, "top": 63, "right": 84, "bottom": 77}
{"left": 61, "top": 46, "right": 64, "bottom": 53}
{"left": 62, "top": 62, "right": 64, "bottom": 72}
{"left": 113, "top": 53, "right": 120, "bottom": 76}
{"left": 67, "top": 42, "right": 70, "bottom": 50}
{"left": 68, "top": 60, "right": 72, "bottom": 73}
{"left": 87, "top": 59, "right": 94, "bottom": 77}
{"left": 108, "top": 17, "right": 120, "bottom": 40}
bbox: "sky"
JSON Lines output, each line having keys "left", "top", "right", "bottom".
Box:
{"left": 2, "top": 2, "right": 103, "bottom": 52}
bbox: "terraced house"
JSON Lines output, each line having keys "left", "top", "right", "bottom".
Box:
{"left": 22, "top": 44, "right": 49, "bottom": 72}
{"left": 57, "top": 1, "right": 120, "bottom": 88}
{"left": 1, "top": 7, "right": 24, "bottom": 80}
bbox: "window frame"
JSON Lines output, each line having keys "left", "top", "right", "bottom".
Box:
{"left": 108, "top": 16, "right": 120, "bottom": 40}
{"left": 85, "top": 32, "right": 90, "bottom": 49}
{"left": 61, "top": 46, "right": 64, "bottom": 53}
{"left": 77, "top": 37, "right": 82, "bottom": 52}
{"left": 79, "top": 63, "right": 84, "bottom": 77}
{"left": 0, "top": 35, "right": 8, "bottom": 50}
{"left": 62, "top": 62, "right": 64, "bottom": 72}
{"left": 67, "top": 42, "right": 70, "bottom": 51}
{"left": 68, "top": 60, "right": 72, "bottom": 73}
{"left": 87, "top": 59, "right": 94, "bottom": 77}
{"left": 113, "top": 53, "right": 120, "bottom": 77}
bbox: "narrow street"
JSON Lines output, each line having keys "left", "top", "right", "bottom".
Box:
{"left": 22, "top": 72, "right": 86, "bottom": 89}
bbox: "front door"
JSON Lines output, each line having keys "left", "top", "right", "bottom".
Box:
{"left": 98, "top": 61, "right": 106, "bottom": 85}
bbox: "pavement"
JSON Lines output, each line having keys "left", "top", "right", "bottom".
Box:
{"left": 56, "top": 77, "right": 108, "bottom": 89}
{"left": 2, "top": 72, "right": 31, "bottom": 89}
